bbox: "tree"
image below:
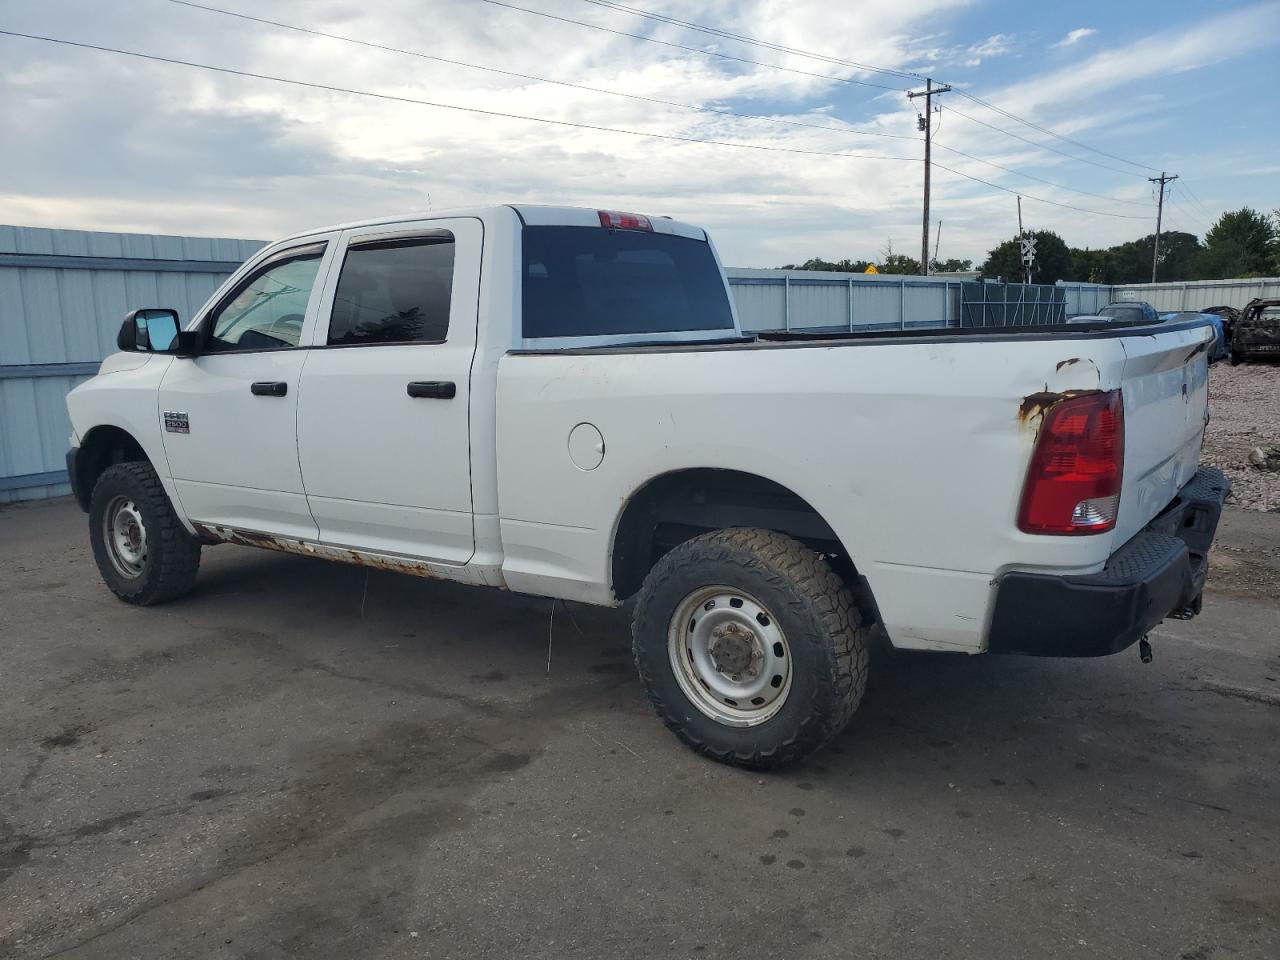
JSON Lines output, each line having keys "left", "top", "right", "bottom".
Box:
{"left": 778, "top": 257, "right": 874, "bottom": 272}
{"left": 1274, "top": 209, "right": 1280, "bottom": 274}
{"left": 880, "top": 253, "right": 922, "bottom": 274}
{"left": 1097, "top": 231, "right": 1202, "bottom": 284}
{"left": 1196, "top": 208, "right": 1278, "bottom": 279}
{"left": 876, "top": 239, "right": 920, "bottom": 275}
{"left": 981, "top": 230, "right": 1072, "bottom": 284}
{"left": 930, "top": 257, "right": 974, "bottom": 273}
{"left": 1069, "top": 246, "right": 1118, "bottom": 284}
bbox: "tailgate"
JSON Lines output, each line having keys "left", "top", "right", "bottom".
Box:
{"left": 1112, "top": 322, "right": 1214, "bottom": 544}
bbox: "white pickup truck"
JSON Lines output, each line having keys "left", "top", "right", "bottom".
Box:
{"left": 66, "top": 205, "right": 1229, "bottom": 767}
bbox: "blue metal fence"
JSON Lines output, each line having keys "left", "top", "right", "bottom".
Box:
{"left": 0, "top": 225, "right": 1126, "bottom": 503}
{"left": 0, "top": 225, "right": 262, "bottom": 502}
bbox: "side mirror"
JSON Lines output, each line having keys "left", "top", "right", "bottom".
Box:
{"left": 117, "top": 309, "right": 201, "bottom": 356}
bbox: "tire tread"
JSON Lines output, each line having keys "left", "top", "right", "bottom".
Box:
{"left": 632, "top": 528, "right": 869, "bottom": 769}
{"left": 89, "top": 461, "right": 201, "bottom": 605}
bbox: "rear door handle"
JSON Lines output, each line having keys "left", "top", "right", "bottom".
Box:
{"left": 251, "top": 381, "right": 288, "bottom": 397}
{"left": 407, "top": 381, "right": 456, "bottom": 399}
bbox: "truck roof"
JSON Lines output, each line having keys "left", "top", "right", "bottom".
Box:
{"left": 269, "top": 204, "right": 707, "bottom": 249}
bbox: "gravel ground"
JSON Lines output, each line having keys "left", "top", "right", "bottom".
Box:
{"left": 1204, "top": 361, "right": 1280, "bottom": 512}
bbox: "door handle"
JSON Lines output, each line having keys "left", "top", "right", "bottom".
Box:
{"left": 251, "top": 381, "right": 288, "bottom": 397}
{"left": 407, "top": 381, "right": 456, "bottom": 399}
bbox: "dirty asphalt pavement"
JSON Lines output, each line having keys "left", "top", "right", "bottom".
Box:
{"left": 2, "top": 499, "right": 1278, "bottom": 960}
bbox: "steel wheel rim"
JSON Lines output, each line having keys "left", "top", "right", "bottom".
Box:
{"left": 667, "top": 585, "right": 792, "bottom": 727}
{"left": 103, "top": 495, "right": 148, "bottom": 579}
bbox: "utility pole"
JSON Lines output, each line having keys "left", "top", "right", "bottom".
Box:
{"left": 1017, "top": 195, "right": 1029, "bottom": 284}
{"left": 1148, "top": 171, "right": 1178, "bottom": 283}
{"left": 908, "top": 78, "right": 951, "bottom": 275}
{"left": 933, "top": 220, "right": 942, "bottom": 269}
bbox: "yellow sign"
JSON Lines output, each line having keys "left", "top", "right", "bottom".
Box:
{"left": 864, "top": 264, "right": 879, "bottom": 274}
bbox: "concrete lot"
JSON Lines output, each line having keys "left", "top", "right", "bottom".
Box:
{"left": 2, "top": 498, "right": 1278, "bottom": 960}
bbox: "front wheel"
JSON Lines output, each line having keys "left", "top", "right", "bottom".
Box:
{"left": 631, "top": 528, "right": 869, "bottom": 768}
{"left": 88, "top": 461, "right": 201, "bottom": 605}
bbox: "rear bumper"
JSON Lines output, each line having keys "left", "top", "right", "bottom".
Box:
{"left": 987, "top": 466, "right": 1230, "bottom": 657}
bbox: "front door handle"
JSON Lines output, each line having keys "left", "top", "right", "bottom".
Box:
{"left": 251, "top": 381, "right": 288, "bottom": 397}
{"left": 407, "top": 381, "right": 456, "bottom": 399}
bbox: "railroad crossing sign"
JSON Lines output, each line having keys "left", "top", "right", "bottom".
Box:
{"left": 1020, "top": 236, "right": 1037, "bottom": 265}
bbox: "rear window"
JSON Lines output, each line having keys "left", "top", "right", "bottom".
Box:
{"left": 521, "top": 226, "right": 733, "bottom": 339}
{"left": 1100, "top": 305, "right": 1146, "bottom": 323}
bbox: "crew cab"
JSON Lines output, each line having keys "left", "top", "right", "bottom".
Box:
{"left": 66, "top": 205, "right": 1228, "bottom": 767}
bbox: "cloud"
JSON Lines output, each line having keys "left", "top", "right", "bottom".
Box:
{"left": 962, "top": 33, "right": 1016, "bottom": 67}
{"left": 983, "top": 4, "right": 1280, "bottom": 115}
{"left": 0, "top": 0, "right": 1276, "bottom": 266}
{"left": 1052, "top": 28, "right": 1097, "bottom": 49}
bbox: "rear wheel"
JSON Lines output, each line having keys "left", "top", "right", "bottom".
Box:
{"left": 89, "top": 462, "right": 201, "bottom": 605}
{"left": 631, "top": 528, "right": 869, "bottom": 768}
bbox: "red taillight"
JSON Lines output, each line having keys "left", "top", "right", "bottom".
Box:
{"left": 1018, "top": 390, "right": 1125, "bottom": 535}
{"left": 598, "top": 210, "right": 653, "bottom": 231}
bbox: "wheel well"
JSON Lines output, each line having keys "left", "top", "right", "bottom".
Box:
{"left": 74, "top": 426, "right": 149, "bottom": 510}
{"left": 611, "top": 469, "right": 854, "bottom": 601}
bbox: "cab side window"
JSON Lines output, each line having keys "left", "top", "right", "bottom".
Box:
{"left": 205, "top": 244, "right": 326, "bottom": 352}
{"left": 327, "top": 235, "right": 455, "bottom": 345}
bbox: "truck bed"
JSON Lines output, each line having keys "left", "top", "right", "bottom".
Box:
{"left": 497, "top": 315, "right": 1215, "bottom": 654}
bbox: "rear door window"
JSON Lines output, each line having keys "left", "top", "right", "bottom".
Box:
{"left": 327, "top": 235, "right": 455, "bottom": 345}
{"left": 521, "top": 226, "right": 733, "bottom": 339}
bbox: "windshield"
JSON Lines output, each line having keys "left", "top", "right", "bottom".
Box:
{"left": 521, "top": 226, "right": 734, "bottom": 339}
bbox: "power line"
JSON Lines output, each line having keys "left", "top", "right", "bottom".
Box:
{"left": 932, "top": 141, "right": 1149, "bottom": 207}
{"left": 167, "top": 0, "right": 1147, "bottom": 208}
{"left": 930, "top": 162, "right": 1151, "bottom": 221}
{"left": 945, "top": 105, "right": 1146, "bottom": 178}
{"left": 951, "top": 90, "right": 1160, "bottom": 174}
{"left": 570, "top": 0, "right": 1160, "bottom": 175}
{"left": 475, "top": 0, "right": 904, "bottom": 92}
{"left": 1165, "top": 186, "right": 1212, "bottom": 236}
{"left": 485, "top": 0, "right": 1165, "bottom": 193}
{"left": 0, "top": 29, "right": 1154, "bottom": 222}
{"left": 574, "top": 0, "right": 921, "bottom": 82}
{"left": 1163, "top": 194, "right": 1203, "bottom": 236}
{"left": 164, "top": 0, "right": 917, "bottom": 143}
{"left": 0, "top": 28, "right": 915, "bottom": 163}
{"left": 1176, "top": 179, "right": 1217, "bottom": 223}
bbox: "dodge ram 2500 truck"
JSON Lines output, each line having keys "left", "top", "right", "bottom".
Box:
{"left": 66, "top": 205, "right": 1229, "bottom": 767}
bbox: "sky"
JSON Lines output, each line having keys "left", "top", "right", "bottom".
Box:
{"left": 1, "top": 0, "right": 1278, "bottom": 267}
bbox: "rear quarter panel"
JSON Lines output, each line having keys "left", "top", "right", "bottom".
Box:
{"left": 495, "top": 335, "right": 1135, "bottom": 652}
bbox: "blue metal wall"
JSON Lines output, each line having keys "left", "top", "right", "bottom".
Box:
{"left": 0, "top": 225, "right": 1124, "bottom": 504}
{"left": 0, "top": 225, "right": 263, "bottom": 502}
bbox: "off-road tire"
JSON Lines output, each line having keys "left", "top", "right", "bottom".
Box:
{"left": 631, "top": 528, "right": 870, "bottom": 769}
{"left": 89, "top": 461, "right": 201, "bottom": 605}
